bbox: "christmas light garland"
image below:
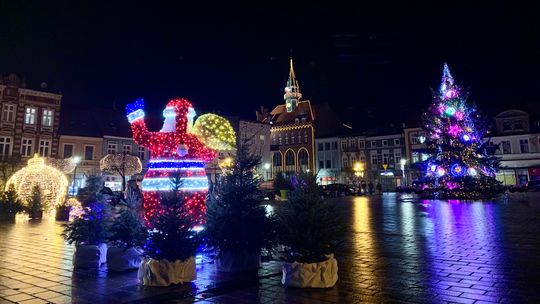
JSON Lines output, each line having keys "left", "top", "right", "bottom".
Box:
{"left": 6, "top": 154, "right": 69, "bottom": 214}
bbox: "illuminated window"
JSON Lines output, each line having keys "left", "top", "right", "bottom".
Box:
{"left": 42, "top": 109, "right": 54, "bottom": 127}
{"left": 25, "top": 107, "right": 36, "bottom": 124}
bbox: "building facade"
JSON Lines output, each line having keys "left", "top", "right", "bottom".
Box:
{"left": 338, "top": 135, "right": 367, "bottom": 184}
{"left": 0, "top": 74, "right": 62, "bottom": 163}
{"left": 489, "top": 110, "right": 540, "bottom": 185}
{"left": 59, "top": 109, "right": 150, "bottom": 192}
{"left": 266, "top": 59, "right": 315, "bottom": 177}
{"left": 365, "top": 134, "right": 406, "bottom": 190}
{"left": 315, "top": 137, "right": 342, "bottom": 184}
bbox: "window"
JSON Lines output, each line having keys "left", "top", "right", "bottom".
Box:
{"left": 377, "top": 154, "right": 383, "bottom": 166}
{"left": 304, "top": 131, "right": 308, "bottom": 143}
{"left": 360, "top": 155, "right": 366, "bottom": 163}
{"left": 285, "top": 134, "right": 289, "bottom": 145}
{"left": 411, "top": 135, "right": 419, "bottom": 144}
{"left": 342, "top": 158, "right": 349, "bottom": 168}
{"left": 394, "top": 151, "right": 401, "bottom": 163}
{"left": 382, "top": 140, "right": 388, "bottom": 147}
{"left": 138, "top": 146, "right": 145, "bottom": 160}
{"left": 359, "top": 141, "right": 365, "bottom": 149}
{"left": 0, "top": 137, "right": 12, "bottom": 159}
{"left": 520, "top": 139, "right": 529, "bottom": 153}
{"left": 272, "top": 135, "right": 276, "bottom": 145}
{"left": 2, "top": 104, "right": 14, "bottom": 122}
{"left": 108, "top": 143, "right": 117, "bottom": 154}
{"left": 341, "top": 141, "right": 347, "bottom": 150}
{"left": 318, "top": 143, "right": 323, "bottom": 151}
{"left": 501, "top": 141, "right": 511, "bottom": 154}
{"left": 502, "top": 120, "right": 512, "bottom": 131}
{"left": 319, "top": 160, "right": 324, "bottom": 169}
{"left": 123, "top": 144, "right": 132, "bottom": 154}
{"left": 39, "top": 139, "right": 51, "bottom": 156}
{"left": 278, "top": 135, "right": 282, "bottom": 145}
{"left": 351, "top": 156, "right": 357, "bottom": 164}
{"left": 301, "top": 117, "right": 306, "bottom": 123}
{"left": 371, "top": 141, "right": 376, "bottom": 148}
{"left": 383, "top": 152, "right": 389, "bottom": 164}
{"left": 371, "top": 153, "right": 378, "bottom": 165}
{"left": 21, "top": 138, "right": 33, "bottom": 157}
{"left": 295, "top": 118, "right": 299, "bottom": 124}
{"left": 513, "top": 120, "right": 523, "bottom": 130}
{"left": 85, "top": 146, "right": 94, "bottom": 160}
{"left": 291, "top": 135, "right": 295, "bottom": 144}
{"left": 332, "top": 142, "right": 337, "bottom": 149}
{"left": 351, "top": 140, "right": 357, "bottom": 150}
{"left": 326, "top": 159, "right": 331, "bottom": 169}
{"left": 394, "top": 139, "right": 400, "bottom": 146}
{"left": 325, "top": 142, "right": 330, "bottom": 150}
{"left": 25, "top": 107, "right": 36, "bottom": 124}
{"left": 412, "top": 152, "right": 419, "bottom": 163}
{"left": 63, "top": 144, "right": 74, "bottom": 158}
{"left": 42, "top": 109, "right": 54, "bottom": 127}
{"left": 297, "top": 133, "right": 301, "bottom": 143}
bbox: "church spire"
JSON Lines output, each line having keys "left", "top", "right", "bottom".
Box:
{"left": 284, "top": 58, "right": 302, "bottom": 113}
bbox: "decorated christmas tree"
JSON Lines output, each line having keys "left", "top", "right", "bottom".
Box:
{"left": 415, "top": 63, "right": 502, "bottom": 199}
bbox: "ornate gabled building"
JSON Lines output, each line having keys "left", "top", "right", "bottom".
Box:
{"left": 0, "top": 74, "right": 62, "bottom": 163}
{"left": 265, "top": 59, "right": 314, "bottom": 177}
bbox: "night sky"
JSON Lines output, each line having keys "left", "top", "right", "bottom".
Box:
{"left": 1, "top": 1, "right": 538, "bottom": 128}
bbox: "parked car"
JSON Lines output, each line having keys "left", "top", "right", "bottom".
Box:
{"left": 527, "top": 180, "right": 540, "bottom": 192}
{"left": 318, "top": 184, "right": 356, "bottom": 197}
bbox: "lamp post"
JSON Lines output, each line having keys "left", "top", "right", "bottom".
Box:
{"left": 400, "top": 158, "right": 407, "bottom": 186}
{"left": 71, "top": 156, "right": 81, "bottom": 196}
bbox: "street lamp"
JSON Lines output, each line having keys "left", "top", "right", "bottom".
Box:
{"left": 71, "top": 156, "right": 81, "bottom": 196}
{"left": 400, "top": 158, "right": 407, "bottom": 186}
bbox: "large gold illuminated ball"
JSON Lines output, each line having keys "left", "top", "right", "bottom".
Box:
{"left": 193, "top": 114, "right": 236, "bottom": 150}
{"left": 6, "top": 154, "right": 69, "bottom": 213}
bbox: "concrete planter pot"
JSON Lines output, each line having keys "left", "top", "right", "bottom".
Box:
{"left": 73, "top": 243, "right": 108, "bottom": 269}
{"left": 137, "top": 257, "right": 196, "bottom": 286}
{"left": 107, "top": 246, "right": 143, "bottom": 271}
{"left": 281, "top": 254, "right": 338, "bottom": 288}
{"left": 279, "top": 190, "right": 289, "bottom": 201}
{"left": 216, "top": 250, "right": 261, "bottom": 273}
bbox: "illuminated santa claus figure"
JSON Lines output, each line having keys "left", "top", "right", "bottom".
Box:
{"left": 126, "top": 98, "right": 218, "bottom": 224}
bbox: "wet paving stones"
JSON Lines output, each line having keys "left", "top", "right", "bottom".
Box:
{"left": 2, "top": 193, "right": 540, "bottom": 303}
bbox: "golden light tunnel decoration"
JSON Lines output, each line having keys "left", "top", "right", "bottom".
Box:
{"left": 7, "top": 154, "right": 69, "bottom": 213}
{"left": 192, "top": 114, "right": 236, "bottom": 151}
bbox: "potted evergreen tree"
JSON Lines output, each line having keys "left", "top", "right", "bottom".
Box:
{"left": 0, "top": 184, "right": 24, "bottom": 220}
{"left": 274, "top": 173, "right": 292, "bottom": 201}
{"left": 204, "top": 143, "right": 275, "bottom": 272}
{"left": 276, "top": 173, "right": 345, "bottom": 288}
{"left": 107, "top": 207, "right": 147, "bottom": 271}
{"left": 63, "top": 201, "right": 112, "bottom": 268}
{"left": 137, "top": 174, "right": 200, "bottom": 286}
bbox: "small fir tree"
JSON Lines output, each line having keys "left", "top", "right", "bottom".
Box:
{"left": 276, "top": 173, "right": 345, "bottom": 263}
{"left": 77, "top": 175, "right": 106, "bottom": 206}
{"left": 0, "top": 184, "right": 24, "bottom": 216}
{"left": 415, "top": 63, "right": 502, "bottom": 198}
{"left": 27, "top": 185, "right": 44, "bottom": 219}
{"left": 63, "top": 202, "right": 112, "bottom": 246}
{"left": 108, "top": 208, "right": 147, "bottom": 249}
{"left": 143, "top": 174, "right": 199, "bottom": 261}
{"left": 204, "top": 142, "right": 275, "bottom": 255}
